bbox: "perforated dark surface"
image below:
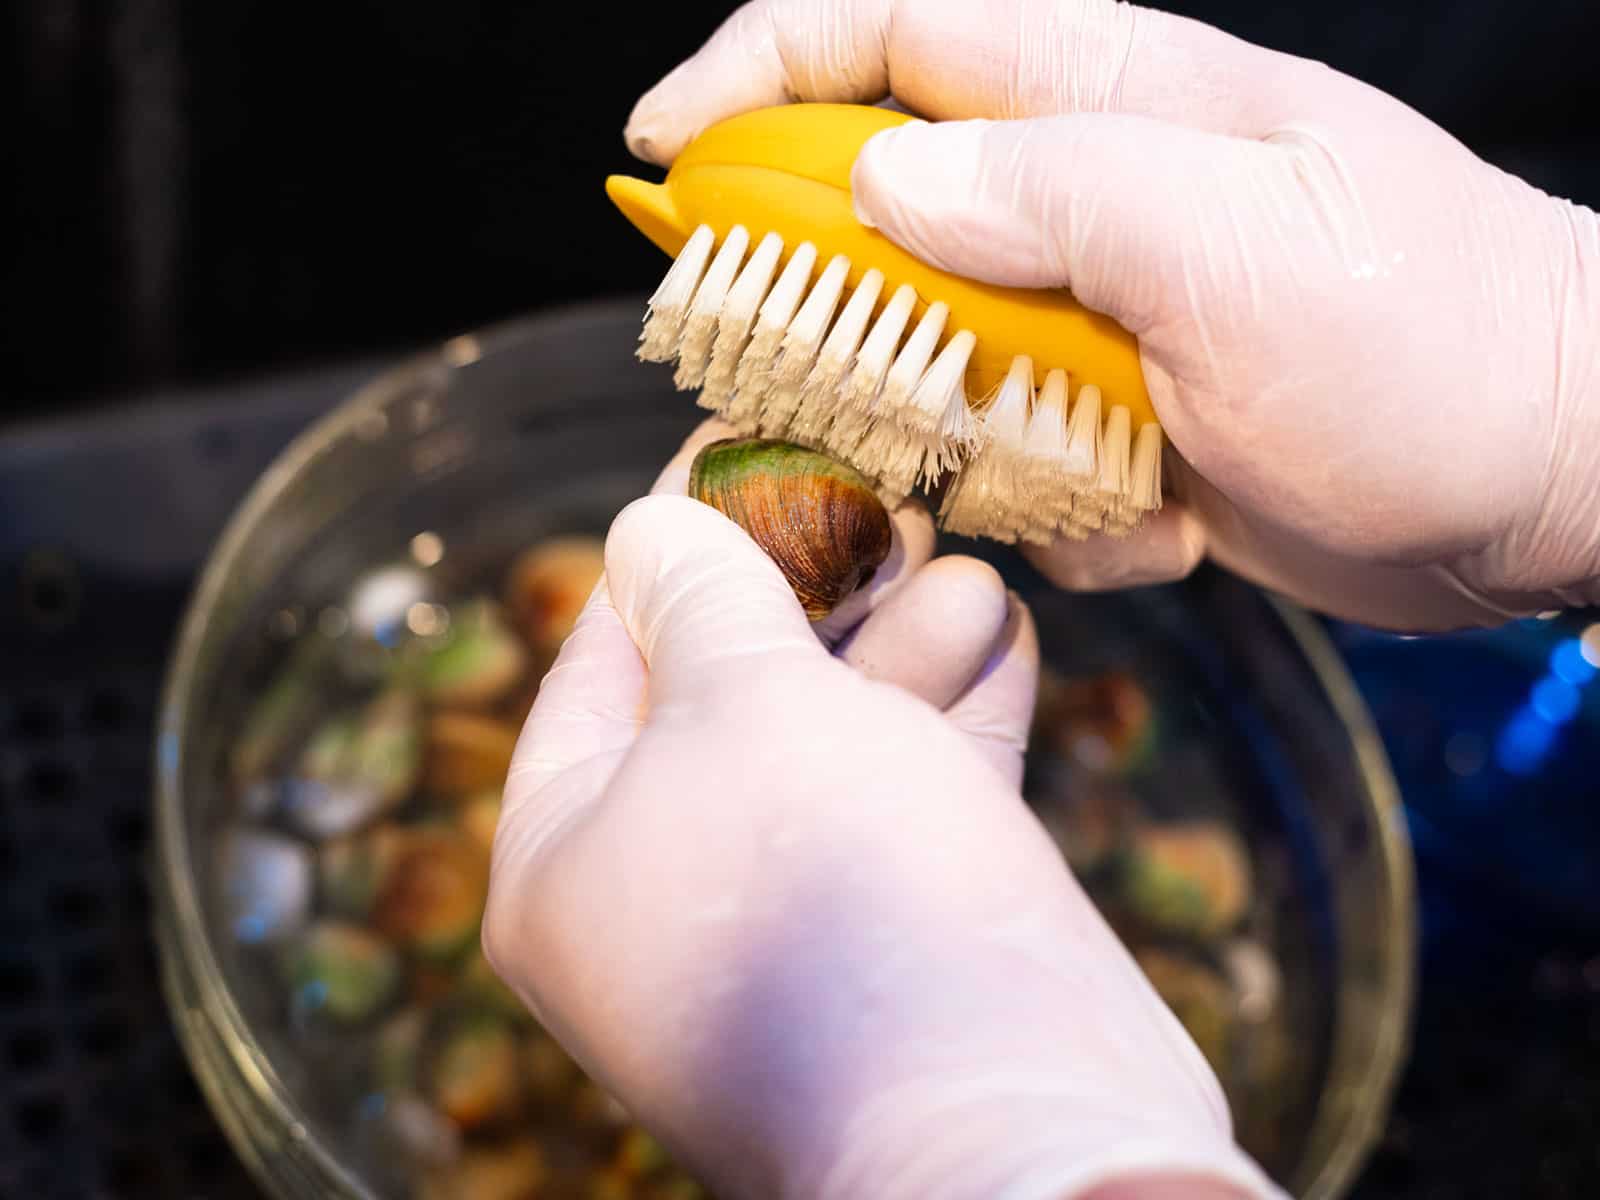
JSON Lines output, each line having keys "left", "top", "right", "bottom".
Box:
{"left": 1, "top": 357, "right": 1596, "bottom": 1199}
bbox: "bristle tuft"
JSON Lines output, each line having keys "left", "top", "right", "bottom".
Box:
{"left": 788, "top": 269, "right": 884, "bottom": 445}
{"left": 726, "top": 242, "right": 817, "bottom": 421}
{"left": 639, "top": 225, "right": 715, "bottom": 363}
{"left": 702, "top": 232, "right": 783, "bottom": 408}
{"left": 674, "top": 226, "right": 750, "bottom": 391}
{"left": 756, "top": 254, "right": 850, "bottom": 436}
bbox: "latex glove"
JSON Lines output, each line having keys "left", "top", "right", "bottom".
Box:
{"left": 623, "top": 0, "right": 1600, "bottom": 631}
{"left": 484, "top": 422, "right": 1284, "bottom": 1200}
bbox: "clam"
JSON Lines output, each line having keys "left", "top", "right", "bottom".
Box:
{"left": 423, "top": 712, "right": 519, "bottom": 798}
{"left": 282, "top": 687, "right": 422, "bottom": 840}
{"left": 505, "top": 535, "right": 607, "bottom": 659}
{"left": 458, "top": 946, "right": 532, "bottom": 1026}
{"left": 426, "top": 1011, "right": 524, "bottom": 1132}
{"left": 522, "top": 1030, "right": 582, "bottom": 1109}
{"left": 613, "top": 1127, "right": 670, "bottom": 1179}
{"left": 375, "top": 1089, "right": 461, "bottom": 1170}
{"left": 280, "top": 920, "right": 401, "bottom": 1024}
{"left": 218, "top": 828, "right": 314, "bottom": 945}
{"left": 373, "top": 1007, "right": 427, "bottom": 1091}
{"left": 457, "top": 790, "right": 502, "bottom": 854}
{"left": 418, "top": 1138, "right": 548, "bottom": 1200}
{"left": 688, "top": 438, "right": 891, "bottom": 621}
{"left": 1115, "top": 820, "right": 1253, "bottom": 939}
{"left": 318, "top": 823, "right": 408, "bottom": 921}
{"left": 415, "top": 598, "right": 528, "bottom": 708}
{"left": 1133, "top": 946, "right": 1236, "bottom": 1071}
{"left": 1034, "top": 669, "right": 1157, "bottom": 775}
{"left": 371, "top": 826, "right": 489, "bottom": 963}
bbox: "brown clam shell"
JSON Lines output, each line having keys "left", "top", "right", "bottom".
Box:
{"left": 688, "top": 438, "right": 892, "bottom": 621}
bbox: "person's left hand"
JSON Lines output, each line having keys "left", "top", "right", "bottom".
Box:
{"left": 482, "top": 422, "right": 1281, "bottom": 1199}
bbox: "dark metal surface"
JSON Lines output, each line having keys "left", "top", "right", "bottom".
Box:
{"left": 1, "top": 350, "right": 1596, "bottom": 1198}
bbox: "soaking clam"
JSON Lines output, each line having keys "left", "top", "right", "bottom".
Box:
{"left": 423, "top": 711, "right": 519, "bottom": 798}
{"left": 522, "top": 1031, "right": 581, "bottom": 1109}
{"left": 505, "top": 536, "right": 606, "bottom": 659}
{"left": 218, "top": 828, "right": 314, "bottom": 945}
{"left": 418, "top": 1138, "right": 548, "bottom": 1200}
{"left": 372, "top": 826, "right": 490, "bottom": 962}
{"left": 457, "top": 791, "right": 502, "bottom": 854}
{"left": 687, "top": 438, "right": 891, "bottom": 620}
{"left": 427, "top": 1011, "right": 525, "bottom": 1132}
{"left": 320, "top": 823, "right": 408, "bottom": 921}
{"left": 1115, "top": 820, "right": 1253, "bottom": 939}
{"left": 280, "top": 920, "right": 401, "bottom": 1024}
{"left": 415, "top": 598, "right": 528, "bottom": 708}
{"left": 232, "top": 636, "right": 334, "bottom": 785}
{"left": 1134, "top": 946, "right": 1236, "bottom": 1069}
{"left": 1034, "top": 669, "right": 1157, "bottom": 775}
{"left": 458, "top": 947, "right": 532, "bottom": 1026}
{"left": 282, "top": 687, "right": 423, "bottom": 840}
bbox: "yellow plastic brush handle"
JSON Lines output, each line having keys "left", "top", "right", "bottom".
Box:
{"left": 606, "top": 103, "right": 1154, "bottom": 429}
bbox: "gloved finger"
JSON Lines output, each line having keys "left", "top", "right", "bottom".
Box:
{"left": 850, "top": 113, "right": 1285, "bottom": 334}
{"left": 944, "top": 592, "right": 1040, "bottom": 789}
{"left": 603, "top": 494, "right": 824, "bottom": 701}
{"left": 652, "top": 417, "right": 939, "bottom": 649}
{"left": 624, "top": 0, "right": 1332, "bottom": 165}
{"left": 837, "top": 555, "right": 1010, "bottom": 709}
{"left": 497, "top": 578, "right": 643, "bottom": 840}
{"left": 1024, "top": 504, "right": 1209, "bottom": 592}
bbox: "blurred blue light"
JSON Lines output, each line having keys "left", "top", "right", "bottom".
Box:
{"left": 1531, "top": 676, "right": 1581, "bottom": 725}
{"left": 1496, "top": 706, "right": 1556, "bottom": 776}
{"left": 1550, "top": 639, "right": 1596, "bottom": 686}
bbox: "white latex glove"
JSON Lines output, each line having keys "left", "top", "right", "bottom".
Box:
{"left": 484, "top": 422, "right": 1284, "bottom": 1200}
{"left": 623, "top": 0, "right": 1600, "bottom": 631}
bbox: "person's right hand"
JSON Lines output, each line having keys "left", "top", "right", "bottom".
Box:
{"left": 622, "top": 0, "right": 1600, "bottom": 631}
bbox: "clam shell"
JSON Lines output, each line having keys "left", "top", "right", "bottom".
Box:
{"left": 688, "top": 438, "right": 892, "bottom": 620}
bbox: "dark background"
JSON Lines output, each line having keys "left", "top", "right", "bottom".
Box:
{"left": 8, "top": 0, "right": 1600, "bottom": 422}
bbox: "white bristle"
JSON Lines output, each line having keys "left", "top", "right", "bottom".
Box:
{"left": 905, "top": 329, "right": 979, "bottom": 483}
{"left": 757, "top": 254, "right": 850, "bottom": 436}
{"left": 1129, "top": 423, "right": 1163, "bottom": 510}
{"left": 674, "top": 226, "right": 750, "bottom": 391}
{"left": 1061, "top": 383, "right": 1102, "bottom": 481}
{"left": 702, "top": 232, "right": 783, "bottom": 408}
{"left": 1109, "top": 422, "right": 1164, "bottom": 532}
{"left": 728, "top": 242, "right": 817, "bottom": 418}
{"left": 938, "top": 356, "right": 1034, "bottom": 540}
{"left": 880, "top": 302, "right": 948, "bottom": 413}
{"left": 1015, "top": 370, "right": 1073, "bottom": 538}
{"left": 832, "top": 283, "right": 921, "bottom": 451}
{"left": 639, "top": 225, "right": 715, "bottom": 362}
{"left": 787, "top": 269, "right": 885, "bottom": 444}
{"left": 1093, "top": 404, "right": 1133, "bottom": 503}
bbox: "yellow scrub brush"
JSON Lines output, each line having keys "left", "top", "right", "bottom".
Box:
{"left": 605, "top": 103, "right": 1162, "bottom": 543}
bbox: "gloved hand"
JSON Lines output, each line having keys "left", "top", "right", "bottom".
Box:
{"left": 483, "top": 422, "right": 1284, "bottom": 1200}
{"left": 622, "top": 0, "right": 1600, "bottom": 631}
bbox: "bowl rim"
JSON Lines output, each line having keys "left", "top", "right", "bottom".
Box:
{"left": 152, "top": 299, "right": 1416, "bottom": 1200}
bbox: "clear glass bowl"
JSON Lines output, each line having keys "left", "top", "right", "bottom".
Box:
{"left": 154, "top": 300, "right": 1415, "bottom": 1200}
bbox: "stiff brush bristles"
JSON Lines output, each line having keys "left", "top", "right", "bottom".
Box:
{"left": 639, "top": 224, "right": 715, "bottom": 362}
{"left": 788, "top": 267, "right": 884, "bottom": 445}
{"left": 675, "top": 225, "right": 750, "bottom": 391}
{"left": 634, "top": 225, "right": 1163, "bottom": 539}
{"left": 703, "top": 232, "right": 784, "bottom": 409}
{"left": 757, "top": 254, "right": 850, "bottom": 437}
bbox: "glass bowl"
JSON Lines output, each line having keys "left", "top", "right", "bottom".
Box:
{"left": 154, "top": 300, "right": 1415, "bottom": 1200}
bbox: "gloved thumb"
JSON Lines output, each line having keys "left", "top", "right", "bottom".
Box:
{"left": 602, "top": 494, "right": 824, "bottom": 700}
{"left": 851, "top": 114, "right": 1281, "bottom": 337}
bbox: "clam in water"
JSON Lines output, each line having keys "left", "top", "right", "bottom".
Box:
{"left": 219, "top": 535, "right": 1304, "bottom": 1197}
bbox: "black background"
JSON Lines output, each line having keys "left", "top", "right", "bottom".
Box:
{"left": 8, "top": 0, "right": 1600, "bottom": 421}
